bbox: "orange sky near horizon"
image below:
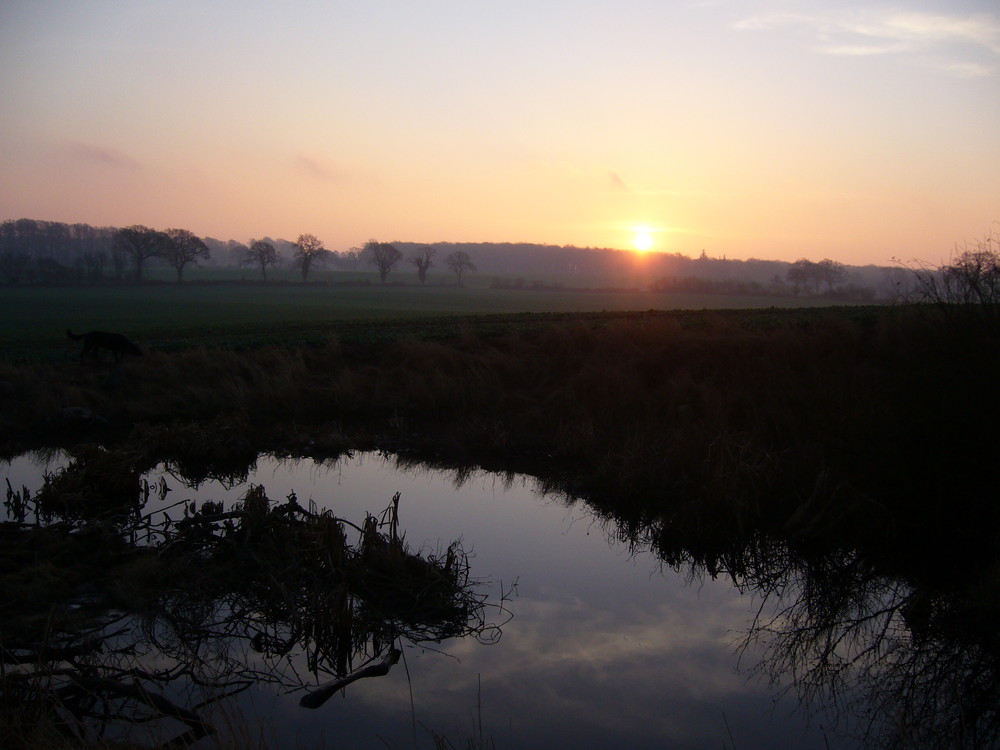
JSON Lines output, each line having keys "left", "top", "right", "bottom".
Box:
{"left": 1, "top": 1, "right": 998, "bottom": 266}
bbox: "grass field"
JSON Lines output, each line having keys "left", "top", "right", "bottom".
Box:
{"left": 1, "top": 281, "right": 867, "bottom": 361}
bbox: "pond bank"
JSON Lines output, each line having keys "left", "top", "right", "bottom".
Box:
{"left": 3, "top": 305, "right": 997, "bottom": 549}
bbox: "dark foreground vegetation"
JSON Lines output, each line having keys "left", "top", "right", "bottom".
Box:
{"left": 2, "top": 296, "right": 999, "bottom": 748}
{"left": 3, "top": 304, "right": 996, "bottom": 531}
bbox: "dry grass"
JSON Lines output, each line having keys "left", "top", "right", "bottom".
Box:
{"left": 2, "top": 305, "right": 997, "bottom": 559}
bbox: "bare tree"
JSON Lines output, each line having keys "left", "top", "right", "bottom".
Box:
{"left": 908, "top": 230, "right": 1000, "bottom": 331}
{"left": 243, "top": 239, "right": 279, "bottom": 281}
{"left": 292, "top": 233, "right": 327, "bottom": 281}
{"left": 81, "top": 250, "right": 108, "bottom": 283}
{"left": 366, "top": 240, "right": 403, "bottom": 284}
{"left": 816, "top": 259, "right": 848, "bottom": 292}
{"left": 786, "top": 259, "right": 814, "bottom": 295}
{"left": 162, "top": 228, "right": 210, "bottom": 282}
{"left": 334, "top": 246, "right": 364, "bottom": 270}
{"left": 114, "top": 225, "right": 169, "bottom": 281}
{"left": 409, "top": 246, "right": 436, "bottom": 285}
{"left": 0, "top": 250, "right": 30, "bottom": 284}
{"left": 939, "top": 238, "right": 1000, "bottom": 306}
{"left": 445, "top": 250, "right": 476, "bottom": 284}
{"left": 226, "top": 239, "right": 249, "bottom": 266}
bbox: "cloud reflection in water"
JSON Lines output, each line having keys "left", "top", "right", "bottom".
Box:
{"left": 1, "top": 451, "right": 848, "bottom": 749}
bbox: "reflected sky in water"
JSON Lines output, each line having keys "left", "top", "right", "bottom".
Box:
{"left": 3, "top": 451, "right": 851, "bottom": 749}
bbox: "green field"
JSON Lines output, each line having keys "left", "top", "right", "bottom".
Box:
{"left": 1, "top": 280, "right": 867, "bottom": 360}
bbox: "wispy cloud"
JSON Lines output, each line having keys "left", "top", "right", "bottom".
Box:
{"left": 524, "top": 160, "right": 639, "bottom": 193}
{"left": 734, "top": 7, "right": 1000, "bottom": 75}
{"left": 294, "top": 154, "right": 345, "bottom": 182}
{"left": 883, "top": 12, "right": 1000, "bottom": 51}
{"left": 814, "top": 42, "right": 909, "bottom": 57}
{"left": 926, "top": 59, "right": 995, "bottom": 78}
{"left": 66, "top": 141, "right": 141, "bottom": 170}
{"left": 607, "top": 170, "right": 630, "bottom": 192}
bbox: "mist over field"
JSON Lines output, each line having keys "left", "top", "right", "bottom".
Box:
{"left": 0, "top": 217, "right": 916, "bottom": 303}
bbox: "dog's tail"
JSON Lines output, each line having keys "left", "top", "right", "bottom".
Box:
{"left": 66, "top": 329, "right": 83, "bottom": 340}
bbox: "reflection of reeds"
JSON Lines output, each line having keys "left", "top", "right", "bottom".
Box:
{"left": 1, "top": 483, "right": 496, "bottom": 747}
{"left": 33, "top": 443, "right": 146, "bottom": 521}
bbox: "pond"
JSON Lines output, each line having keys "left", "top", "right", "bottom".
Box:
{"left": 0, "top": 450, "right": 975, "bottom": 749}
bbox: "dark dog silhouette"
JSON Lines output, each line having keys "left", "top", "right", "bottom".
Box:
{"left": 67, "top": 330, "right": 143, "bottom": 362}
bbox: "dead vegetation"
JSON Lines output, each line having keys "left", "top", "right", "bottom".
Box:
{"left": 1, "top": 478, "right": 499, "bottom": 749}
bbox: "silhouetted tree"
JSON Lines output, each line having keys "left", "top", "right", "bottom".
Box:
{"left": 292, "top": 234, "right": 326, "bottom": 281}
{"left": 110, "top": 243, "right": 128, "bottom": 281}
{"left": 445, "top": 250, "right": 476, "bottom": 284}
{"left": 409, "top": 246, "right": 436, "bottom": 284}
{"left": 162, "top": 228, "right": 210, "bottom": 282}
{"left": 243, "top": 240, "right": 279, "bottom": 280}
{"left": 226, "top": 240, "right": 249, "bottom": 266}
{"left": 366, "top": 240, "right": 402, "bottom": 283}
{"left": 816, "top": 259, "right": 848, "bottom": 292}
{"left": 0, "top": 220, "right": 115, "bottom": 273}
{"left": 941, "top": 240, "right": 1000, "bottom": 305}
{"left": 81, "top": 251, "right": 108, "bottom": 282}
{"left": 114, "top": 225, "right": 169, "bottom": 281}
{"left": 332, "top": 246, "right": 364, "bottom": 270}
{"left": 909, "top": 231, "right": 1000, "bottom": 331}
{"left": 786, "top": 259, "right": 813, "bottom": 295}
{"left": 0, "top": 250, "right": 30, "bottom": 284}
{"left": 35, "top": 256, "right": 75, "bottom": 283}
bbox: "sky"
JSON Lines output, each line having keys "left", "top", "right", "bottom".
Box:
{"left": 1, "top": 1, "right": 998, "bottom": 265}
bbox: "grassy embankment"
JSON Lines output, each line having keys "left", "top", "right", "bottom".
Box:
{"left": 2, "top": 285, "right": 995, "bottom": 555}
{"left": 2, "top": 283, "right": 997, "bottom": 565}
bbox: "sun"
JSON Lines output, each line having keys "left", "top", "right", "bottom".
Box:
{"left": 632, "top": 230, "right": 654, "bottom": 252}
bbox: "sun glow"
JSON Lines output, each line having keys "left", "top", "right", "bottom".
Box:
{"left": 631, "top": 229, "right": 654, "bottom": 252}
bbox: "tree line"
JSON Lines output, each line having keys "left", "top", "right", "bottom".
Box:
{"left": 648, "top": 257, "right": 877, "bottom": 301}
{"left": 393, "top": 241, "right": 911, "bottom": 300}
{"left": 1, "top": 216, "right": 962, "bottom": 301}
{"left": 0, "top": 219, "right": 477, "bottom": 285}
{"left": 255, "top": 234, "right": 476, "bottom": 284}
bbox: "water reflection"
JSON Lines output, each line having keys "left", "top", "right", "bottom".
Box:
{"left": 1, "top": 456, "right": 504, "bottom": 748}
{"left": 4, "top": 448, "right": 997, "bottom": 749}
{"left": 585, "top": 492, "right": 1000, "bottom": 750}
{"left": 744, "top": 549, "right": 1000, "bottom": 749}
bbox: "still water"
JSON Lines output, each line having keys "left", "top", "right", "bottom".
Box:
{"left": 3, "top": 451, "right": 850, "bottom": 749}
